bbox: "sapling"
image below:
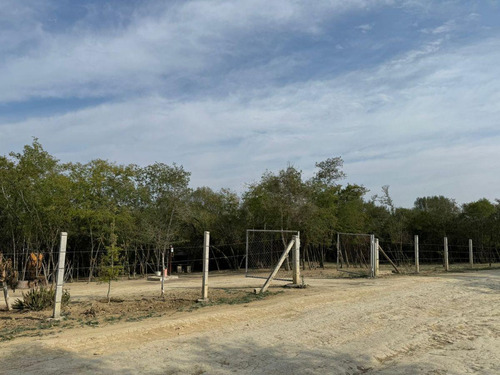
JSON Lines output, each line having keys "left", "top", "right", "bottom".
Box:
{"left": 99, "top": 221, "right": 123, "bottom": 303}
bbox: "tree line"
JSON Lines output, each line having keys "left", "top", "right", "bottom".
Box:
{"left": 0, "top": 140, "right": 499, "bottom": 281}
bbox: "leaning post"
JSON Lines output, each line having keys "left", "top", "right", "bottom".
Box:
{"left": 414, "top": 235, "right": 420, "bottom": 274}
{"left": 53, "top": 232, "right": 68, "bottom": 319}
{"left": 292, "top": 234, "right": 300, "bottom": 284}
{"left": 444, "top": 237, "right": 449, "bottom": 272}
{"left": 199, "top": 231, "right": 210, "bottom": 302}
{"left": 469, "top": 239, "right": 473, "bottom": 268}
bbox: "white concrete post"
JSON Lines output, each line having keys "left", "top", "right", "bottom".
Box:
{"left": 469, "top": 239, "right": 473, "bottom": 268}
{"left": 52, "top": 232, "right": 68, "bottom": 319}
{"left": 444, "top": 237, "right": 449, "bottom": 272}
{"left": 292, "top": 235, "right": 300, "bottom": 284}
{"left": 374, "top": 238, "right": 379, "bottom": 277}
{"left": 414, "top": 235, "right": 420, "bottom": 274}
{"left": 199, "top": 231, "right": 210, "bottom": 302}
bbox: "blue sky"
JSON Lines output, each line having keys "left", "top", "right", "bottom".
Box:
{"left": 1, "top": 0, "right": 500, "bottom": 207}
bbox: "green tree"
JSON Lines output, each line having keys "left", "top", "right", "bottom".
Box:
{"left": 99, "top": 220, "right": 123, "bottom": 303}
{"left": 137, "top": 163, "right": 191, "bottom": 272}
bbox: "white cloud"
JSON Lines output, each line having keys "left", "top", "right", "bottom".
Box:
{"left": 2, "top": 1, "right": 500, "bottom": 207}
{"left": 0, "top": 0, "right": 396, "bottom": 103}
{"left": 2, "top": 34, "right": 500, "bottom": 207}
{"left": 356, "top": 24, "right": 373, "bottom": 33}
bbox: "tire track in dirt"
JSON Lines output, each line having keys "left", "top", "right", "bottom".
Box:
{"left": 2, "top": 271, "right": 499, "bottom": 374}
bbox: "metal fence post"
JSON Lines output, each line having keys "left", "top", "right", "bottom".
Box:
{"left": 444, "top": 237, "right": 449, "bottom": 272}
{"left": 53, "top": 232, "right": 68, "bottom": 319}
{"left": 370, "top": 235, "right": 375, "bottom": 278}
{"left": 245, "top": 230, "right": 249, "bottom": 277}
{"left": 336, "top": 232, "right": 340, "bottom": 270}
{"left": 161, "top": 250, "right": 165, "bottom": 297}
{"left": 415, "top": 235, "right": 420, "bottom": 274}
{"left": 469, "top": 239, "right": 473, "bottom": 268}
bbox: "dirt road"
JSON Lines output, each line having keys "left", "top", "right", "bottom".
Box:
{"left": 1, "top": 270, "right": 499, "bottom": 374}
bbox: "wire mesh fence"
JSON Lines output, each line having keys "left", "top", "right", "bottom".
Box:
{"left": 377, "top": 241, "right": 416, "bottom": 274}
{"left": 336, "top": 233, "right": 372, "bottom": 277}
{"left": 245, "top": 230, "right": 299, "bottom": 282}
{"left": 2, "top": 232, "right": 500, "bottom": 300}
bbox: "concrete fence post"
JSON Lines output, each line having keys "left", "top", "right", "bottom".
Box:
{"left": 469, "top": 239, "right": 473, "bottom": 268}
{"left": 292, "top": 234, "right": 300, "bottom": 284}
{"left": 374, "top": 238, "right": 379, "bottom": 277}
{"left": 444, "top": 237, "right": 449, "bottom": 272}
{"left": 53, "top": 232, "right": 68, "bottom": 319}
{"left": 199, "top": 231, "right": 210, "bottom": 302}
{"left": 370, "top": 235, "right": 375, "bottom": 278}
{"left": 414, "top": 235, "right": 420, "bottom": 274}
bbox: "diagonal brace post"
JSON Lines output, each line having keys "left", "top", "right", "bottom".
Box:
{"left": 258, "top": 237, "right": 296, "bottom": 294}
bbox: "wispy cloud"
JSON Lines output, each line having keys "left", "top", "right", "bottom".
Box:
{"left": 1, "top": 0, "right": 500, "bottom": 207}
{"left": 0, "top": 0, "right": 393, "bottom": 103}
{"left": 356, "top": 24, "right": 373, "bottom": 33}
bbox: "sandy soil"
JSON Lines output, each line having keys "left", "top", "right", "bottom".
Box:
{"left": 1, "top": 270, "right": 499, "bottom": 374}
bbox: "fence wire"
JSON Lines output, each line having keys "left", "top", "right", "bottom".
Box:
{"left": 245, "top": 230, "right": 298, "bottom": 282}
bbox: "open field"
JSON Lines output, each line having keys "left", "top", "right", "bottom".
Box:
{"left": 1, "top": 269, "right": 499, "bottom": 374}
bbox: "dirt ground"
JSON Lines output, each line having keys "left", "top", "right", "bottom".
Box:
{"left": 0, "top": 269, "right": 499, "bottom": 374}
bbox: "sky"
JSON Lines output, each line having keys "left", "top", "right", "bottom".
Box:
{"left": 1, "top": 0, "right": 500, "bottom": 207}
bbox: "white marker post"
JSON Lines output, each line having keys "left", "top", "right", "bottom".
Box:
{"left": 293, "top": 234, "right": 300, "bottom": 285}
{"left": 469, "top": 239, "right": 473, "bottom": 268}
{"left": 414, "top": 235, "right": 420, "bottom": 274}
{"left": 53, "top": 232, "right": 68, "bottom": 319}
{"left": 198, "top": 231, "right": 210, "bottom": 302}
{"left": 444, "top": 237, "right": 449, "bottom": 272}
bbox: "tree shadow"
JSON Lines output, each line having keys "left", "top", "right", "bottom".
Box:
{"left": 449, "top": 268, "right": 500, "bottom": 294}
{"left": 2, "top": 345, "right": 137, "bottom": 375}
{"left": 1, "top": 335, "right": 450, "bottom": 375}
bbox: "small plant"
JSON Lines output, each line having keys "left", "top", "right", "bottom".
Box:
{"left": 99, "top": 220, "right": 123, "bottom": 303}
{"left": 300, "top": 275, "right": 308, "bottom": 288}
{"left": 13, "top": 287, "right": 70, "bottom": 311}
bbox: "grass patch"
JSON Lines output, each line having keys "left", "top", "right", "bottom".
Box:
{"left": 125, "top": 312, "right": 156, "bottom": 322}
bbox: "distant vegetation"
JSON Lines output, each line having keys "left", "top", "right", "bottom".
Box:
{"left": 1, "top": 139, "right": 499, "bottom": 280}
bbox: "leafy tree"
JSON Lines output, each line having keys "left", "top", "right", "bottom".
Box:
{"left": 410, "top": 196, "right": 460, "bottom": 242}
{"left": 185, "top": 187, "right": 244, "bottom": 269}
{"left": 137, "top": 163, "right": 190, "bottom": 272}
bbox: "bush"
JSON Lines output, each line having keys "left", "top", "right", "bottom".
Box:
{"left": 13, "top": 287, "right": 70, "bottom": 311}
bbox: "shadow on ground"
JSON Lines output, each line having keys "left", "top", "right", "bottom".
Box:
{"left": 2, "top": 335, "right": 444, "bottom": 375}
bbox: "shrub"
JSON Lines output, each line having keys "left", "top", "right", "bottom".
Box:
{"left": 13, "top": 287, "right": 70, "bottom": 311}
